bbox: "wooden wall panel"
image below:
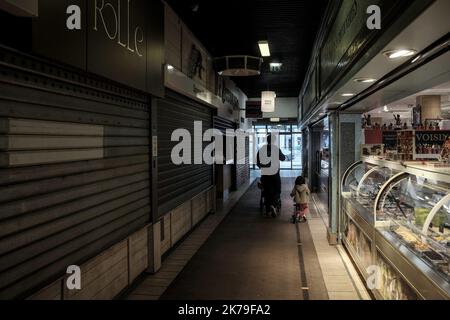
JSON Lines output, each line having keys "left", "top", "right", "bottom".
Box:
{"left": 192, "top": 192, "right": 207, "bottom": 227}
{"left": 152, "top": 221, "right": 162, "bottom": 272}
{"left": 0, "top": 47, "right": 151, "bottom": 299}
{"left": 128, "top": 227, "right": 148, "bottom": 284}
{"left": 160, "top": 213, "right": 172, "bottom": 255}
{"left": 171, "top": 202, "right": 192, "bottom": 245}
{"left": 206, "top": 187, "right": 216, "bottom": 214}
{"left": 26, "top": 225, "right": 151, "bottom": 300}
{"left": 27, "top": 280, "right": 62, "bottom": 301}
{"left": 64, "top": 241, "right": 128, "bottom": 300}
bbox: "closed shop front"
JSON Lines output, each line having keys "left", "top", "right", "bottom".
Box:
{"left": 213, "top": 116, "right": 235, "bottom": 197}
{"left": 0, "top": 47, "right": 151, "bottom": 299}
{"left": 213, "top": 116, "right": 250, "bottom": 194}
{"left": 151, "top": 90, "right": 215, "bottom": 258}
{"left": 155, "top": 90, "right": 214, "bottom": 218}
{"left": 235, "top": 136, "right": 250, "bottom": 190}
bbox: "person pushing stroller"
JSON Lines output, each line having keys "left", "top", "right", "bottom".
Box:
{"left": 257, "top": 134, "right": 286, "bottom": 218}
{"left": 290, "top": 176, "right": 310, "bottom": 223}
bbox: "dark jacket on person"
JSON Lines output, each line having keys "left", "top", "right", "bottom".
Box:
{"left": 256, "top": 144, "right": 286, "bottom": 176}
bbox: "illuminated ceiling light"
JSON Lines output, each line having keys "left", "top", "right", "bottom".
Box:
{"left": 354, "top": 77, "right": 377, "bottom": 83}
{"left": 384, "top": 105, "right": 389, "bottom": 112}
{"left": 341, "top": 93, "right": 355, "bottom": 97}
{"left": 411, "top": 55, "right": 421, "bottom": 63}
{"left": 167, "top": 64, "right": 175, "bottom": 71}
{"left": 258, "top": 41, "right": 271, "bottom": 57}
{"left": 270, "top": 118, "right": 280, "bottom": 123}
{"left": 383, "top": 49, "right": 417, "bottom": 59}
{"left": 261, "top": 91, "right": 276, "bottom": 113}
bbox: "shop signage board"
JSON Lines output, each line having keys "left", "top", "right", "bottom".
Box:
{"left": 302, "top": 66, "right": 317, "bottom": 117}
{"left": 32, "top": 0, "right": 164, "bottom": 96}
{"left": 414, "top": 131, "right": 450, "bottom": 160}
{"left": 245, "top": 101, "right": 263, "bottom": 119}
{"left": 32, "top": 0, "right": 87, "bottom": 69}
{"left": 319, "top": 0, "right": 410, "bottom": 97}
{"left": 87, "top": 0, "right": 148, "bottom": 91}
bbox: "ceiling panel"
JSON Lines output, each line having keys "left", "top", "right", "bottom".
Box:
{"left": 166, "top": 0, "right": 329, "bottom": 98}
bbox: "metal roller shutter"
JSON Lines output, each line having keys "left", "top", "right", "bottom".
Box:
{"left": 213, "top": 116, "right": 249, "bottom": 190}
{"left": 155, "top": 90, "right": 213, "bottom": 217}
{"left": 0, "top": 47, "right": 151, "bottom": 299}
{"left": 235, "top": 137, "right": 250, "bottom": 189}
{"left": 213, "top": 116, "right": 235, "bottom": 133}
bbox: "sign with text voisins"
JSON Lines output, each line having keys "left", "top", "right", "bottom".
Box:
{"left": 415, "top": 131, "right": 450, "bottom": 146}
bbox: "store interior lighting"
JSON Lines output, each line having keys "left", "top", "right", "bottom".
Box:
{"left": 383, "top": 49, "right": 417, "bottom": 59}
{"left": 258, "top": 41, "right": 271, "bottom": 57}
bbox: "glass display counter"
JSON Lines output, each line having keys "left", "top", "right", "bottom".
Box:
{"left": 341, "top": 157, "right": 450, "bottom": 300}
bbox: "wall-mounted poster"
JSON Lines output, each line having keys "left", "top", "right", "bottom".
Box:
{"left": 361, "top": 144, "right": 384, "bottom": 157}
{"left": 382, "top": 131, "right": 398, "bottom": 151}
{"left": 412, "top": 104, "right": 422, "bottom": 127}
{"left": 397, "top": 131, "right": 414, "bottom": 161}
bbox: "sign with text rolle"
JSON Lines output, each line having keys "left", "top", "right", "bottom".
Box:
{"left": 32, "top": 0, "right": 164, "bottom": 96}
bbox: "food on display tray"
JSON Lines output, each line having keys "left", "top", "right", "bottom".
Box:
{"left": 393, "top": 226, "right": 418, "bottom": 244}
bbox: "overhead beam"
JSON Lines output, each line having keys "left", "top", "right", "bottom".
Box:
{"left": 0, "top": 0, "right": 38, "bottom": 17}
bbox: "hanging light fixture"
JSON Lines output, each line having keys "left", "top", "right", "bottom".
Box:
{"left": 261, "top": 91, "right": 276, "bottom": 113}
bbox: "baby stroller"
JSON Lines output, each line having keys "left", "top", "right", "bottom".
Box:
{"left": 257, "top": 180, "right": 281, "bottom": 218}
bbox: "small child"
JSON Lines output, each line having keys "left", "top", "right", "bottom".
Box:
{"left": 290, "top": 176, "right": 310, "bottom": 223}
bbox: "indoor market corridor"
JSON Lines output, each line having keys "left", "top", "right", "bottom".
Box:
{"left": 125, "top": 178, "right": 369, "bottom": 301}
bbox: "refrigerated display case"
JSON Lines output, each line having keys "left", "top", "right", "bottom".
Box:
{"left": 341, "top": 157, "right": 450, "bottom": 300}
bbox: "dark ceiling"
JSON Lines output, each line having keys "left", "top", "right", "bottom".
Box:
{"left": 166, "top": 0, "right": 329, "bottom": 98}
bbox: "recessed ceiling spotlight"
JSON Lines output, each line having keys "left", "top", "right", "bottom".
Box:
{"left": 383, "top": 49, "right": 417, "bottom": 59}
{"left": 341, "top": 93, "right": 355, "bottom": 97}
{"left": 354, "top": 77, "right": 377, "bottom": 83}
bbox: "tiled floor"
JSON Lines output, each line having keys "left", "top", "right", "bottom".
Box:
{"left": 160, "top": 177, "right": 306, "bottom": 300}
{"left": 309, "top": 195, "right": 371, "bottom": 300}
{"left": 124, "top": 171, "right": 371, "bottom": 300}
{"left": 124, "top": 177, "right": 258, "bottom": 300}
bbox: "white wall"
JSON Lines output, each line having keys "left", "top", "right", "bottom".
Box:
{"left": 259, "top": 97, "right": 299, "bottom": 119}
{"left": 223, "top": 78, "right": 251, "bottom": 129}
